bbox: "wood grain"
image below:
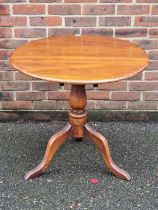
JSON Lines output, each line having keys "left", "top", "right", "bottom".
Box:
{"left": 10, "top": 35, "right": 148, "bottom": 84}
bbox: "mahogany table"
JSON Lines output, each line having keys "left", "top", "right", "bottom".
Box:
{"left": 10, "top": 35, "right": 148, "bottom": 181}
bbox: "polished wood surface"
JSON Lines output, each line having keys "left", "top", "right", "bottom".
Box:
{"left": 25, "top": 85, "right": 130, "bottom": 181}
{"left": 10, "top": 35, "right": 148, "bottom": 84}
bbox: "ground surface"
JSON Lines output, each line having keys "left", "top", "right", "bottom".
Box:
{"left": 0, "top": 121, "right": 158, "bottom": 210}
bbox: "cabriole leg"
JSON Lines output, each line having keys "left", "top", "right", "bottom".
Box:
{"left": 25, "top": 123, "right": 72, "bottom": 180}
{"left": 85, "top": 124, "right": 131, "bottom": 180}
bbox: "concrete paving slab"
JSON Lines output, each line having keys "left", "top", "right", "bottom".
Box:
{"left": 0, "top": 121, "right": 158, "bottom": 210}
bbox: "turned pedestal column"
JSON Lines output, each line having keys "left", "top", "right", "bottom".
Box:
{"left": 25, "top": 85, "right": 131, "bottom": 181}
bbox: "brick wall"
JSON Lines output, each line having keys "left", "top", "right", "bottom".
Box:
{"left": 0, "top": 0, "right": 158, "bottom": 112}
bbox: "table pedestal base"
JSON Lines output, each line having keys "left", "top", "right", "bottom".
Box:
{"left": 25, "top": 85, "right": 131, "bottom": 181}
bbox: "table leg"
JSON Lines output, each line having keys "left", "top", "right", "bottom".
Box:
{"left": 84, "top": 124, "right": 131, "bottom": 180}
{"left": 24, "top": 123, "right": 72, "bottom": 180}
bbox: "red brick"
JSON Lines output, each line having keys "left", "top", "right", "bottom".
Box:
{"left": 48, "top": 28, "right": 80, "bottom": 36}
{"left": 135, "top": 16, "right": 158, "bottom": 27}
{"left": 83, "top": 4, "right": 115, "bottom": 15}
{"left": 149, "top": 29, "right": 158, "bottom": 38}
{"left": 96, "top": 101, "right": 126, "bottom": 110}
{"left": 147, "top": 61, "right": 158, "bottom": 71}
{"left": 0, "top": 92, "right": 14, "bottom": 101}
{"left": 0, "top": 39, "right": 26, "bottom": 49}
{"left": 0, "top": 61, "right": 13, "bottom": 71}
{"left": 98, "top": 81, "right": 127, "bottom": 91}
{"left": 136, "top": 0, "right": 158, "bottom": 2}
{"left": 87, "top": 91, "right": 110, "bottom": 100}
{"left": 0, "top": 71, "right": 14, "bottom": 81}
{"left": 0, "top": 0, "right": 26, "bottom": 2}
{"left": 16, "top": 92, "right": 46, "bottom": 101}
{"left": 13, "top": 4, "right": 45, "bottom": 15}
{"left": 100, "top": 0, "right": 131, "bottom": 2}
{"left": 111, "top": 91, "right": 140, "bottom": 101}
{"left": 0, "top": 28, "right": 12, "bottom": 38}
{"left": 144, "top": 72, "right": 158, "bottom": 80}
{"left": 2, "top": 101, "right": 33, "bottom": 110}
{"left": 128, "top": 72, "right": 143, "bottom": 80}
{"left": 99, "top": 17, "right": 131, "bottom": 26}
{"left": 0, "top": 16, "right": 27, "bottom": 26}
{"left": 115, "top": 28, "right": 147, "bottom": 38}
{"left": 129, "top": 81, "right": 158, "bottom": 91}
{"left": 48, "top": 4, "right": 81, "bottom": 15}
{"left": 0, "top": 81, "right": 30, "bottom": 91}
{"left": 0, "top": 61, "right": 9, "bottom": 69}
{"left": 30, "top": 0, "right": 61, "bottom": 2}
{"left": 152, "top": 5, "right": 158, "bottom": 15}
{"left": 33, "top": 101, "right": 69, "bottom": 110}
{"left": 143, "top": 92, "right": 158, "bottom": 101}
{"left": 133, "top": 39, "right": 158, "bottom": 50}
{"left": 32, "top": 81, "right": 59, "bottom": 91}
{"left": 117, "top": 5, "right": 149, "bottom": 15}
{"left": 0, "top": 5, "right": 10, "bottom": 15}
{"left": 128, "top": 101, "right": 157, "bottom": 110}
{"left": 48, "top": 91, "right": 70, "bottom": 100}
{"left": 30, "top": 16, "right": 62, "bottom": 26}
{"left": 65, "top": 17, "right": 96, "bottom": 27}
{"left": 15, "top": 72, "right": 36, "bottom": 80}
{"left": 82, "top": 28, "right": 113, "bottom": 36}
{"left": 0, "top": 50, "right": 12, "bottom": 60}
{"left": 65, "top": 0, "right": 97, "bottom": 2}
{"left": 14, "top": 28, "right": 46, "bottom": 38}
{"left": 86, "top": 100, "right": 95, "bottom": 109}
{"left": 148, "top": 50, "right": 158, "bottom": 60}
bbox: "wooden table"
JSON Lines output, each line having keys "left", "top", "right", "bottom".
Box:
{"left": 10, "top": 35, "right": 148, "bottom": 181}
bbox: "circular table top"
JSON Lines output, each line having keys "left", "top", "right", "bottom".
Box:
{"left": 10, "top": 35, "right": 148, "bottom": 84}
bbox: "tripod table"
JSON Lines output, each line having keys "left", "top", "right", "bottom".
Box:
{"left": 10, "top": 35, "right": 148, "bottom": 180}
